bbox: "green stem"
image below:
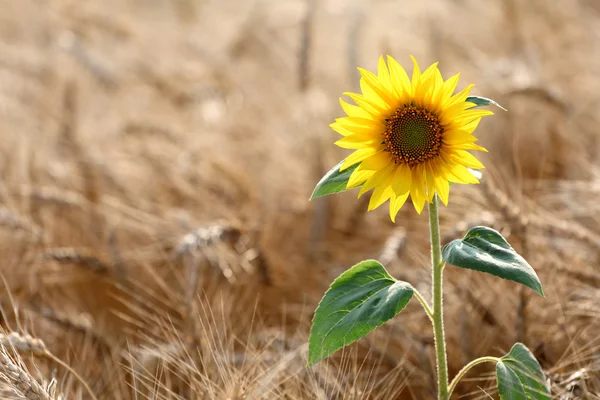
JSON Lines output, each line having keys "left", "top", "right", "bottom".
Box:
{"left": 412, "top": 288, "right": 434, "bottom": 322}
{"left": 448, "top": 356, "right": 499, "bottom": 398}
{"left": 429, "top": 194, "right": 449, "bottom": 400}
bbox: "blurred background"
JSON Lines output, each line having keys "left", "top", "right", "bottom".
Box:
{"left": 0, "top": 0, "right": 599, "bottom": 398}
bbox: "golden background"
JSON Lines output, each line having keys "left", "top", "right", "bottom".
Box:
{"left": 0, "top": 0, "right": 598, "bottom": 398}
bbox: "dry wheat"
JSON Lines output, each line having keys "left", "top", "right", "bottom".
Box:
{"left": 0, "top": 347, "right": 53, "bottom": 400}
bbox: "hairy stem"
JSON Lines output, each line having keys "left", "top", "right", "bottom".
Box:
{"left": 448, "top": 356, "right": 499, "bottom": 397}
{"left": 429, "top": 194, "right": 449, "bottom": 400}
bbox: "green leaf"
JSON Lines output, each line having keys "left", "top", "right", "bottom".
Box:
{"left": 496, "top": 343, "right": 550, "bottom": 400}
{"left": 442, "top": 226, "right": 544, "bottom": 296}
{"left": 308, "top": 260, "right": 413, "bottom": 365}
{"left": 466, "top": 95, "right": 507, "bottom": 111}
{"left": 310, "top": 160, "right": 362, "bottom": 199}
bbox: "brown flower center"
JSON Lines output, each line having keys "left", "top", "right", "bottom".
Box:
{"left": 383, "top": 106, "right": 443, "bottom": 167}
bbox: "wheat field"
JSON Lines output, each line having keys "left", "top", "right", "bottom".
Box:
{"left": 0, "top": 0, "right": 599, "bottom": 398}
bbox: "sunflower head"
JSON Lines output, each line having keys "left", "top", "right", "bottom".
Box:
{"left": 331, "top": 55, "right": 493, "bottom": 221}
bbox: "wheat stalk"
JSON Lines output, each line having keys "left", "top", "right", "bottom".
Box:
{"left": 43, "top": 248, "right": 110, "bottom": 276}
{"left": 298, "top": 0, "right": 315, "bottom": 91}
{"left": 378, "top": 227, "right": 407, "bottom": 265}
{"left": 0, "top": 333, "right": 47, "bottom": 358}
{"left": 30, "top": 305, "right": 112, "bottom": 351}
{"left": 0, "top": 346, "right": 53, "bottom": 400}
{"left": 175, "top": 223, "right": 244, "bottom": 289}
{"left": 481, "top": 178, "right": 529, "bottom": 229}
{"left": 174, "top": 223, "right": 242, "bottom": 257}
{"left": 0, "top": 332, "right": 97, "bottom": 400}
{"left": 0, "top": 208, "right": 45, "bottom": 240}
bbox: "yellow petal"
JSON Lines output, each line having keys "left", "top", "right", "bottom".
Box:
{"left": 452, "top": 109, "right": 494, "bottom": 125}
{"left": 360, "top": 152, "right": 392, "bottom": 171}
{"left": 440, "top": 101, "right": 474, "bottom": 124}
{"left": 446, "top": 163, "right": 480, "bottom": 184}
{"left": 340, "top": 147, "right": 378, "bottom": 170}
{"left": 440, "top": 72, "right": 460, "bottom": 104}
{"left": 330, "top": 122, "right": 353, "bottom": 136}
{"left": 340, "top": 98, "right": 372, "bottom": 119}
{"left": 411, "top": 194, "right": 426, "bottom": 214}
{"left": 390, "top": 192, "right": 410, "bottom": 222}
{"left": 344, "top": 92, "right": 382, "bottom": 117}
{"left": 409, "top": 55, "right": 422, "bottom": 97}
{"left": 433, "top": 169, "right": 450, "bottom": 205}
{"left": 335, "top": 134, "right": 381, "bottom": 149}
{"left": 415, "top": 74, "right": 433, "bottom": 107}
{"left": 424, "top": 163, "right": 436, "bottom": 202}
{"left": 386, "top": 55, "right": 411, "bottom": 99}
{"left": 358, "top": 68, "right": 395, "bottom": 106}
{"left": 335, "top": 117, "right": 381, "bottom": 135}
{"left": 391, "top": 163, "right": 412, "bottom": 196}
{"left": 427, "top": 68, "right": 444, "bottom": 108}
{"left": 417, "top": 62, "right": 439, "bottom": 107}
{"left": 451, "top": 150, "right": 485, "bottom": 169}
{"left": 377, "top": 55, "right": 393, "bottom": 91}
{"left": 337, "top": 116, "right": 382, "bottom": 128}
{"left": 422, "top": 61, "right": 440, "bottom": 79}
{"left": 358, "top": 163, "right": 395, "bottom": 197}
{"left": 434, "top": 157, "right": 456, "bottom": 181}
{"left": 410, "top": 164, "right": 427, "bottom": 214}
{"left": 360, "top": 76, "right": 392, "bottom": 111}
{"left": 368, "top": 185, "right": 393, "bottom": 211}
{"left": 448, "top": 142, "right": 488, "bottom": 152}
{"left": 348, "top": 168, "right": 374, "bottom": 189}
{"left": 462, "top": 117, "right": 481, "bottom": 134}
{"left": 330, "top": 123, "right": 376, "bottom": 136}
{"left": 445, "top": 84, "right": 474, "bottom": 108}
{"left": 443, "top": 129, "right": 477, "bottom": 145}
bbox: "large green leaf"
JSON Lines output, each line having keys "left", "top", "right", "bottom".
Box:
{"left": 442, "top": 226, "right": 544, "bottom": 296}
{"left": 308, "top": 260, "right": 413, "bottom": 365}
{"left": 496, "top": 343, "right": 550, "bottom": 400}
{"left": 310, "top": 160, "right": 362, "bottom": 199}
{"left": 466, "top": 95, "right": 507, "bottom": 110}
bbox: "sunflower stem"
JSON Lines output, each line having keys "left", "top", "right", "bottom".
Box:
{"left": 429, "top": 194, "right": 449, "bottom": 400}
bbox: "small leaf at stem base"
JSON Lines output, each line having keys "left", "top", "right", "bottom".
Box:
{"left": 496, "top": 343, "right": 550, "bottom": 400}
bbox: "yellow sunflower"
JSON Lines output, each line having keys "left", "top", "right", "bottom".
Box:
{"left": 332, "top": 55, "right": 493, "bottom": 221}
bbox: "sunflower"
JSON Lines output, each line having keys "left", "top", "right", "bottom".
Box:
{"left": 331, "top": 55, "right": 493, "bottom": 221}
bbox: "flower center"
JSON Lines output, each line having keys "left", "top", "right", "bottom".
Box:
{"left": 383, "top": 106, "right": 443, "bottom": 167}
